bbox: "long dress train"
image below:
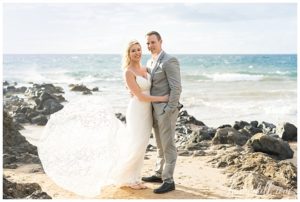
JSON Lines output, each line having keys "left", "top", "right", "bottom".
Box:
{"left": 38, "top": 73, "right": 152, "bottom": 197}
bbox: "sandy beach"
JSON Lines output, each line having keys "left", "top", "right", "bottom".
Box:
{"left": 3, "top": 153, "right": 232, "bottom": 199}
{"left": 5, "top": 152, "right": 290, "bottom": 199}
{"left": 3, "top": 125, "right": 297, "bottom": 199}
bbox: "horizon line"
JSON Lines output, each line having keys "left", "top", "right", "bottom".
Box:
{"left": 3, "top": 53, "right": 297, "bottom": 55}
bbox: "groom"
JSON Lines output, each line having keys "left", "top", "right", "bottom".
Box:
{"left": 142, "top": 31, "right": 182, "bottom": 194}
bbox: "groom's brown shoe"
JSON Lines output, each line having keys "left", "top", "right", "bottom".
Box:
{"left": 141, "top": 175, "right": 163, "bottom": 183}
{"left": 153, "top": 181, "right": 175, "bottom": 194}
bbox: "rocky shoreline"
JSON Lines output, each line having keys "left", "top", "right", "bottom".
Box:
{"left": 3, "top": 81, "right": 298, "bottom": 199}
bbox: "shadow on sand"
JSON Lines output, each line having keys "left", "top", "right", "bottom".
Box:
{"left": 99, "top": 184, "right": 231, "bottom": 199}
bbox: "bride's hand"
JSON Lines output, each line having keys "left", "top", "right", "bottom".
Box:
{"left": 162, "top": 95, "right": 169, "bottom": 102}
{"left": 128, "top": 90, "right": 134, "bottom": 97}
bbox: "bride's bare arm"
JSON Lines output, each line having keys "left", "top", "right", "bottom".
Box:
{"left": 124, "top": 70, "right": 168, "bottom": 102}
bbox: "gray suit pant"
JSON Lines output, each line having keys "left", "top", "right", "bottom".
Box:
{"left": 153, "top": 109, "right": 179, "bottom": 182}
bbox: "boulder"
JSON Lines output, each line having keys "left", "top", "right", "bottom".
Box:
{"left": 175, "top": 124, "right": 193, "bottom": 135}
{"left": 258, "top": 121, "right": 276, "bottom": 134}
{"left": 212, "top": 127, "right": 249, "bottom": 146}
{"left": 276, "top": 122, "right": 297, "bottom": 141}
{"left": 209, "top": 148, "right": 297, "bottom": 190}
{"left": 177, "top": 110, "right": 205, "bottom": 126}
{"left": 31, "top": 115, "right": 48, "bottom": 126}
{"left": 13, "top": 113, "right": 30, "bottom": 124}
{"left": 233, "top": 121, "right": 250, "bottom": 130}
{"left": 227, "top": 171, "right": 270, "bottom": 192}
{"left": 115, "top": 113, "right": 126, "bottom": 124}
{"left": 25, "top": 83, "right": 64, "bottom": 98}
{"left": 226, "top": 171, "right": 287, "bottom": 195}
{"left": 92, "top": 87, "right": 99, "bottom": 91}
{"left": 250, "top": 121, "right": 259, "bottom": 128}
{"left": 35, "top": 83, "right": 64, "bottom": 94}
{"left": 39, "top": 99, "right": 64, "bottom": 115}
{"left": 189, "top": 126, "right": 216, "bottom": 142}
{"left": 3, "top": 176, "right": 51, "bottom": 199}
{"left": 52, "top": 94, "right": 66, "bottom": 103}
{"left": 243, "top": 125, "right": 263, "bottom": 136}
{"left": 82, "top": 90, "right": 92, "bottom": 95}
{"left": 217, "top": 124, "right": 232, "bottom": 129}
{"left": 70, "top": 84, "right": 91, "bottom": 92}
{"left": 3, "top": 111, "right": 41, "bottom": 167}
{"left": 246, "top": 133, "right": 294, "bottom": 160}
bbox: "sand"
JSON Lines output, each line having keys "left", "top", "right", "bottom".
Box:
{"left": 3, "top": 152, "right": 264, "bottom": 199}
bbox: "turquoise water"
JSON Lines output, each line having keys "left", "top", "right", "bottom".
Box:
{"left": 3, "top": 54, "right": 297, "bottom": 127}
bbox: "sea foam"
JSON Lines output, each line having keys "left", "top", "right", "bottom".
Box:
{"left": 203, "top": 73, "right": 264, "bottom": 82}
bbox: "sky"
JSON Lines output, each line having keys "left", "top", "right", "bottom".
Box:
{"left": 3, "top": 2, "right": 298, "bottom": 54}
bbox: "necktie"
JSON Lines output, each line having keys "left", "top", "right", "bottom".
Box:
{"left": 150, "top": 60, "right": 155, "bottom": 71}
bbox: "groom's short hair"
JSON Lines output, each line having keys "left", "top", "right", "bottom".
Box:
{"left": 146, "top": 31, "right": 162, "bottom": 41}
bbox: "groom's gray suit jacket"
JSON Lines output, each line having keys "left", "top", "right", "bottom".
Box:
{"left": 149, "top": 51, "right": 182, "bottom": 115}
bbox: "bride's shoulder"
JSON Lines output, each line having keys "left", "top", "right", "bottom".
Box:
{"left": 124, "top": 69, "right": 135, "bottom": 78}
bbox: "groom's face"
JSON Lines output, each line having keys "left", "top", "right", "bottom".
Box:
{"left": 146, "top": 35, "right": 162, "bottom": 55}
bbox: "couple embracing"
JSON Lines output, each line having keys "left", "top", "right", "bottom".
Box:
{"left": 38, "top": 31, "right": 182, "bottom": 197}
{"left": 123, "top": 31, "right": 182, "bottom": 193}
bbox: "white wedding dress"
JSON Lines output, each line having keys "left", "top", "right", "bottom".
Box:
{"left": 38, "top": 73, "right": 152, "bottom": 197}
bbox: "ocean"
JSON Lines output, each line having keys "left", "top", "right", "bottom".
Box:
{"left": 3, "top": 54, "right": 297, "bottom": 127}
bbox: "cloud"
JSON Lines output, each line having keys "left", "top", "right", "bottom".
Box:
{"left": 3, "top": 3, "right": 297, "bottom": 54}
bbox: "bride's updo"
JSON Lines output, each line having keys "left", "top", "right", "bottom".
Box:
{"left": 122, "top": 40, "right": 141, "bottom": 70}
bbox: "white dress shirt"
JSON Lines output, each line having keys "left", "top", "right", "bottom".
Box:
{"left": 148, "top": 50, "right": 163, "bottom": 71}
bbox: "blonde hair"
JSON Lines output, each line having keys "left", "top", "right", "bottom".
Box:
{"left": 122, "top": 40, "right": 141, "bottom": 70}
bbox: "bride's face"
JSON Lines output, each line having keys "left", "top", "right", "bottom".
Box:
{"left": 129, "top": 44, "right": 142, "bottom": 63}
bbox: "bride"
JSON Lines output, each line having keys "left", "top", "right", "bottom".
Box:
{"left": 38, "top": 40, "right": 168, "bottom": 197}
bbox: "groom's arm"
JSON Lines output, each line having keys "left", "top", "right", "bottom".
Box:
{"left": 163, "top": 57, "right": 182, "bottom": 112}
